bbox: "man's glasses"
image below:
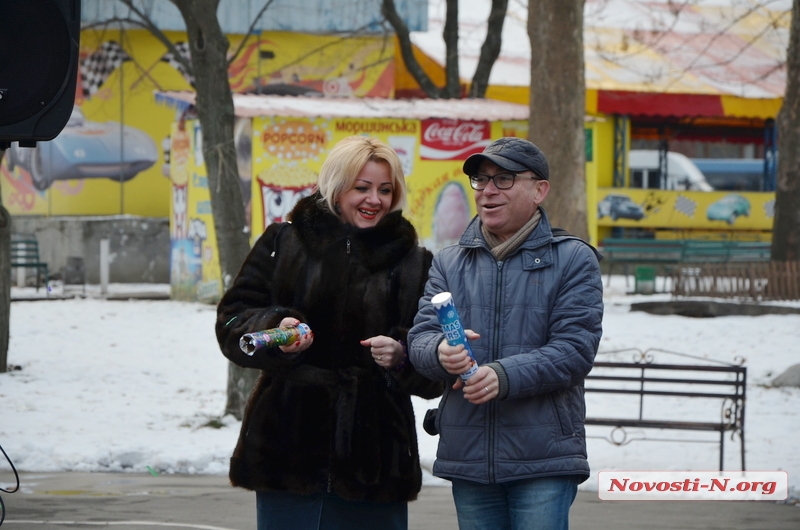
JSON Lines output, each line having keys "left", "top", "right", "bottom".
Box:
{"left": 468, "top": 172, "right": 541, "bottom": 191}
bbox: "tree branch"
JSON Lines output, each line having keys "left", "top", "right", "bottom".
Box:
{"left": 115, "top": 0, "right": 194, "bottom": 77}
{"left": 469, "top": 0, "right": 508, "bottom": 98}
{"left": 227, "top": 0, "right": 279, "bottom": 66}
{"left": 381, "top": 0, "right": 443, "bottom": 98}
{"left": 442, "top": 0, "right": 461, "bottom": 97}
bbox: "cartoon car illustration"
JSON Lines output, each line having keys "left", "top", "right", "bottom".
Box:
{"left": 597, "top": 194, "right": 645, "bottom": 221}
{"left": 706, "top": 194, "right": 751, "bottom": 224}
{"left": 6, "top": 106, "right": 157, "bottom": 190}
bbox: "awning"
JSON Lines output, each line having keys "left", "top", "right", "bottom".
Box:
{"left": 407, "top": 0, "right": 790, "bottom": 119}
{"left": 154, "top": 91, "right": 532, "bottom": 121}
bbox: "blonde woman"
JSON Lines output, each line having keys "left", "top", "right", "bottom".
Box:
{"left": 216, "top": 136, "right": 443, "bottom": 530}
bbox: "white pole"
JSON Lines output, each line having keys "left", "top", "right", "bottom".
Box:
{"left": 100, "top": 239, "right": 110, "bottom": 295}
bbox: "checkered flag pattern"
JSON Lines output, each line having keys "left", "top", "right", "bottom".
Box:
{"left": 161, "top": 42, "right": 195, "bottom": 87}
{"left": 674, "top": 195, "right": 697, "bottom": 218}
{"left": 80, "top": 41, "right": 131, "bottom": 98}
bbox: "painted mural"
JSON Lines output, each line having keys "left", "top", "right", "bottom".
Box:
{"left": 1, "top": 28, "right": 396, "bottom": 218}
{"left": 595, "top": 188, "right": 774, "bottom": 231}
{"left": 169, "top": 120, "right": 224, "bottom": 303}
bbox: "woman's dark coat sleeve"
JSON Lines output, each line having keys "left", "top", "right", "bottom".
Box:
{"left": 215, "top": 222, "right": 306, "bottom": 371}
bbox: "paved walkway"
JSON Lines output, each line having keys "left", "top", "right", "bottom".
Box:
{"left": 1, "top": 472, "right": 798, "bottom": 529}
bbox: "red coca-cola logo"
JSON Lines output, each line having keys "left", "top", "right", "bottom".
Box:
{"left": 420, "top": 119, "right": 491, "bottom": 160}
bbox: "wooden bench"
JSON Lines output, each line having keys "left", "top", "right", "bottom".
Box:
{"left": 584, "top": 348, "right": 746, "bottom": 471}
{"left": 11, "top": 236, "right": 50, "bottom": 293}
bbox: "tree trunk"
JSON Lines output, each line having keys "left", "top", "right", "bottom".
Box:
{"left": 0, "top": 152, "right": 11, "bottom": 373}
{"left": 527, "top": 0, "right": 588, "bottom": 241}
{"left": 773, "top": 0, "right": 800, "bottom": 261}
{"left": 171, "top": 0, "right": 258, "bottom": 418}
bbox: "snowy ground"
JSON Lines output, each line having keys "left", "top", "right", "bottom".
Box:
{"left": 1, "top": 278, "right": 798, "bottom": 501}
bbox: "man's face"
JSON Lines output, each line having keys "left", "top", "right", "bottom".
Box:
{"left": 473, "top": 160, "right": 549, "bottom": 242}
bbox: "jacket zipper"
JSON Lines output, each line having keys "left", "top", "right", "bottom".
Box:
{"left": 488, "top": 260, "right": 504, "bottom": 483}
{"left": 330, "top": 236, "right": 351, "bottom": 491}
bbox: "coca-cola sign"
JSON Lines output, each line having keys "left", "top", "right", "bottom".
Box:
{"left": 420, "top": 119, "right": 491, "bottom": 160}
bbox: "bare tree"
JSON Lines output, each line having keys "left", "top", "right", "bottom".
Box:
{"left": 0, "top": 153, "right": 10, "bottom": 373}
{"left": 382, "top": 0, "right": 509, "bottom": 98}
{"left": 114, "top": 0, "right": 263, "bottom": 418}
{"left": 773, "top": 0, "right": 800, "bottom": 261}
{"left": 528, "top": 0, "right": 588, "bottom": 240}
{"left": 386, "top": 0, "right": 588, "bottom": 236}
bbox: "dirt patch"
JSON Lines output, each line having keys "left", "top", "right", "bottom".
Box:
{"left": 630, "top": 300, "right": 800, "bottom": 318}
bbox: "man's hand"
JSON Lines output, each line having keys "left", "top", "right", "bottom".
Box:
{"left": 458, "top": 366, "right": 499, "bottom": 404}
{"left": 437, "top": 329, "right": 480, "bottom": 376}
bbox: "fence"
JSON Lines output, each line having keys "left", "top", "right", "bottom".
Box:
{"left": 672, "top": 261, "right": 800, "bottom": 301}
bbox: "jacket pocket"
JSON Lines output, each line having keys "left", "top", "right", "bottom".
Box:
{"left": 549, "top": 391, "right": 575, "bottom": 437}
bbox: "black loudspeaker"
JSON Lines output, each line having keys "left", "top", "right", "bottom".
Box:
{"left": 0, "top": 0, "right": 81, "bottom": 147}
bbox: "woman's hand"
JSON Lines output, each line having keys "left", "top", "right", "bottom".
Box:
{"left": 278, "top": 317, "right": 313, "bottom": 354}
{"left": 361, "top": 335, "right": 404, "bottom": 369}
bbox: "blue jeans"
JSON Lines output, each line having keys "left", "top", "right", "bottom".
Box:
{"left": 256, "top": 489, "right": 407, "bottom": 530}
{"left": 451, "top": 475, "right": 579, "bottom": 530}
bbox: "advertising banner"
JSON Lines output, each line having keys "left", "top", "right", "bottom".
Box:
{"left": 228, "top": 31, "right": 395, "bottom": 98}
{"left": 596, "top": 188, "right": 775, "bottom": 230}
{"left": 249, "top": 116, "right": 480, "bottom": 252}
{"left": 169, "top": 120, "right": 222, "bottom": 303}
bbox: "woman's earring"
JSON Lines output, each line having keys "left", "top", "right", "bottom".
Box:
{"left": 334, "top": 203, "right": 341, "bottom": 214}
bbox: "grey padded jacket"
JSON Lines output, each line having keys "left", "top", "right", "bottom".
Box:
{"left": 408, "top": 209, "right": 603, "bottom": 484}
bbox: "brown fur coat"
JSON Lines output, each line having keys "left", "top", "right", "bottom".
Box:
{"left": 216, "top": 194, "right": 443, "bottom": 502}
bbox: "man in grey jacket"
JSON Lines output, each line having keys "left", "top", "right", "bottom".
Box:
{"left": 408, "top": 138, "right": 603, "bottom": 530}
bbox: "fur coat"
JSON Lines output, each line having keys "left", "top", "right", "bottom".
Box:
{"left": 216, "top": 194, "right": 443, "bottom": 503}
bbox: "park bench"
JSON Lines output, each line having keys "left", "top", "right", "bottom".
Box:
{"left": 680, "top": 240, "right": 772, "bottom": 263}
{"left": 599, "top": 238, "right": 772, "bottom": 291}
{"left": 10, "top": 236, "right": 50, "bottom": 293}
{"left": 584, "top": 348, "right": 746, "bottom": 471}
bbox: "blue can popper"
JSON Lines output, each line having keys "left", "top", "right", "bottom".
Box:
{"left": 431, "top": 291, "right": 479, "bottom": 381}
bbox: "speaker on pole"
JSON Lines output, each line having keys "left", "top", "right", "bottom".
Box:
{"left": 0, "top": 0, "right": 81, "bottom": 148}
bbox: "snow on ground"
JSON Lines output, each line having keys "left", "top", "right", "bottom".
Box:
{"left": 1, "top": 278, "right": 798, "bottom": 500}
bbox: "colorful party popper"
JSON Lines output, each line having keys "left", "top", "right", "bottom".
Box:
{"left": 239, "top": 323, "right": 312, "bottom": 355}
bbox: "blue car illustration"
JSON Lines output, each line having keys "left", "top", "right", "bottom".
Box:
{"left": 597, "top": 194, "right": 645, "bottom": 221}
{"left": 6, "top": 106, "right": 157, "bottom": 190}
{"left": 706, "top": 194, "right": 750, "bottom": 225}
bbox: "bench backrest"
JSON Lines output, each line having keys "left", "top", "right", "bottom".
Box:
{"left": 10, "top": 239, "right": 42, "bottom": 264}
{"left": 585, "top": 361, "right": 746, "bottom": 426}
{"left": 600, "top": 238, "right": 771, "bottom": 263}
{"left": 681, "top": 240, "right": 771, "bottom": 263}
{"left": 600, "top": 239, "right": 684, "bottom": 262}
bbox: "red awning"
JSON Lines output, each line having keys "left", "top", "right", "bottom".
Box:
{"left": 598, "top": 90, "right": 724, "bottom": 118}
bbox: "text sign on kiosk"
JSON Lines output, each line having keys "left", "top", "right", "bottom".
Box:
{"left": 431, "top": 292, "right": 479, "bottom": 380}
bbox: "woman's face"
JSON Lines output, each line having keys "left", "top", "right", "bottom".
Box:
{"left": 336, "top": 160, "right": 394, "bottom": 228}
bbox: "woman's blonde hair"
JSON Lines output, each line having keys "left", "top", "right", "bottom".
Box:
{"left": 317, "top": 136, "right": 407, "bottom": 214}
